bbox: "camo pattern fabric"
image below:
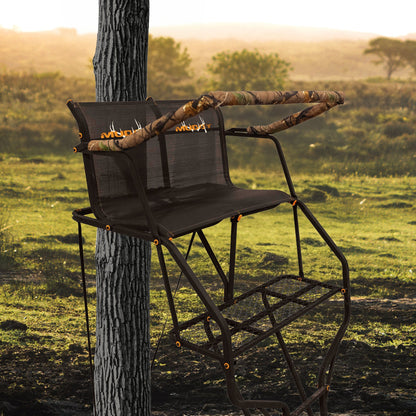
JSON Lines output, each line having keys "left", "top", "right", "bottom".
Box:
{"left": 87, "top": 90, "right": 344, "bottom": 151}
{"left": 247, "top": 101, "right": 338, "bottom": 135}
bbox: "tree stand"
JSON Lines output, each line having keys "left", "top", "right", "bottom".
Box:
{"left": 68, "top": 90, "right": 350, "bottom": 415}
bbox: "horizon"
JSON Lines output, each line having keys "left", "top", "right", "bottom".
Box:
{"left": 1, "top": 0, "right": 415, "bottom": 38}
{"left": 1, "top": 22, "right": 414, "bottom": 44}
{"left": 1, "top": 24, "right": 413, "bottom": 40}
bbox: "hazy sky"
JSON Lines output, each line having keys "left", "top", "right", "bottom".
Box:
{"left": 1, "top": 0, "right": 415, "bottom": 37}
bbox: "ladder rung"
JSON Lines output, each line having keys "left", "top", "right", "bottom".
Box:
{"left": 263, "top": 288, "right": 310, "bottom": 306}
{"left": 225, "top": 318, "right": 265, "bottom": 335}
{"left": 234, "top": 286, "right": 341, "bottom": 356}
{"left": 173, "top": 275, "right": 342, "bottom": 359}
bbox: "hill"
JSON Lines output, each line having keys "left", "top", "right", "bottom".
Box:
{"left": 0, "top": 28, "right": 96, "bottom": 78}
{"left": 150, "top": 22, "right": 380, "bottom": 41}
{"left": 0, "top": 26, "right": 414, "bottom": 80}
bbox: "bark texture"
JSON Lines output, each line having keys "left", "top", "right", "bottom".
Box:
{"left": 93, "top": 1, "right": 149, "bottom": 102}
{"left": 93, "top": 1, "right": 151, "bottom": 415}
{"left": 95, "top": 233, "right": 151, "bottom": 415}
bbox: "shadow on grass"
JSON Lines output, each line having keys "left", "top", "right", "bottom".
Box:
{"left": 22, "top": 233, "right": 85, "bottom": 245}
{"left": 351, "top": 276, "right": 416, "bottom": 299}
{"left": 21, "top": 247, "right": 88, "bottom": 297}
{"left": 0, "top": 346, "right": 92, "bottom": 416}
{"left": 151, "top": 329, "right": 416, "bottom": 415}
{"left": 332, "top": 340, "right": 416, "bottom": 415}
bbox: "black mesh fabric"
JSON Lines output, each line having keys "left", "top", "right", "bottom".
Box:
{"left": 149, "top": 100, "right": 229, "bottom": 189}
{"left": 70, "top": 100, "right": 291, "bottom": 238}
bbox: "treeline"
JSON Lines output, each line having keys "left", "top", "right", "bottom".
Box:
{"left": 1, "top": 59, "right": 415, "bottom": 176}
{"left": 0, "top": 71, "right": 95, "bottom": 153}
{"left": 3, "top": 28, "right": 415, "bottom": 81}
{"left": 148, "top": 37, "right": 291, "bottom": 98}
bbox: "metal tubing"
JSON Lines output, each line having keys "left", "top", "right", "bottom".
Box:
{"left": 227, "top": 216, "right": 239, "bottom": 302}
{"left": 161, "top": 237, "right": 234, "bottom": 361}
{"left": 151, "top": 234, "right": 197, "bottom": 368}
{"left": 156, "top": 244, "right": 180, "bottom": 331}
{"left": 262, "top": 292, "right": 314, "bottom": 416}
{"left": 203, "top": 318, "right": 222, "bottom": 356}
{"left": 291, "top": 386, "right": 328, "bottom": 416}
{"left": 294, "top": 200, "right": 351, "bottom": 415}
{"left": 196, "top": 230, "right": 229, "bottom": 297}
{"left": 161, "top": 237, "right": 262, "bottom": 413}
{"left": 296, "top": 200, "right": 350, "bottom": 292}
{"left": 77, "top": 222, "right": 96, "bottom": 416}
{"left": 292, "top": 204, "right": 304, "bottom": 278}
{"left": 233, "top": 287, "right": 340, "bottom": 357}
{"left": 225, "top": 130, "right": 296, "bottom": 198}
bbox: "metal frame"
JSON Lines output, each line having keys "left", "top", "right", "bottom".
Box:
{"left": 72, "top": 107, "right": 350, "bottom": 416}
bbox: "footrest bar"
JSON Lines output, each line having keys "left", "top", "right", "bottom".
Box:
{"left": 172, "top": 274, "right": 343, "bottom": 358}
{"left": 233, "top": 286, "right": 340, "bottom": 357}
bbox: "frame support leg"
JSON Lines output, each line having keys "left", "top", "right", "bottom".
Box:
{"left": 262, "top": 292, "right": 314, "bottom": 416}
{"left": 78, "top": 222, "right": 96, "bottom": 416}
{"left": 292, "top": 203, "right": 304, "bottom": 279}
{"left": 197, "top": 229, "right": 231, "bottom": 302}
{"left": 227, "top": 215, "right": 239, "bottom": 302}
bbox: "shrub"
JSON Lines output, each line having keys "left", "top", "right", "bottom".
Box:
{"left": 383, "top": 120, "right": 414, "bottom": 138}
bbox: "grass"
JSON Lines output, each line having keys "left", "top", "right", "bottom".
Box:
{"left": 0, "top": 152, "right": 415, "bottom": 413}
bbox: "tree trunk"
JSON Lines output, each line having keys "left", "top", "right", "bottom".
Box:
{"left": 92, "top": 1, "right": 151, "bottom": 415}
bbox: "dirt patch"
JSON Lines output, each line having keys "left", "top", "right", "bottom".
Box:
{"left": 1, "top": 297, "right": 415, "bottom": 415}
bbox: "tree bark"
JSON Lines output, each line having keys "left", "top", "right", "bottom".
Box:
{"left": 93, "top": 1, "right": 151, "bottom": 415}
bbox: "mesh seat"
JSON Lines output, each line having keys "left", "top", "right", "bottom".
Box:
{"left": 100, "top": 184, "right": 291, "bottom": 237}
{"left": 68, "top": 95, "right": 350, "bottom": 416}
{"left": 69, "top": 99, "right": 294, "bottom": 238}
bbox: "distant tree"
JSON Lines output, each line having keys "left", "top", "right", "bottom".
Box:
{"left": 364, "top": 37, "right": 407, "bottom": 80}
{"left": 147, "top": 35, "right": 195, "bottom": 98}
{"left": 401, "top": 40, "right": 416, "bottom": 74}
{"left": 206, "top": 49, "right": 291, "bottom": 91}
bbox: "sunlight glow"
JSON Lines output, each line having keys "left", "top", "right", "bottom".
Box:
{"left": 1, "top": 0, "right": 414, "bottom": 37}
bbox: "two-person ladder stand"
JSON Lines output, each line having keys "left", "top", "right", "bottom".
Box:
{"left": 68, "top": 90, "right": 350, "bottom": 416}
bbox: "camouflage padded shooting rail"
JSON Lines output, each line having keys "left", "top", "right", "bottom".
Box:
{"left": 87, "top": 90, "right": 344, "bottom": 151}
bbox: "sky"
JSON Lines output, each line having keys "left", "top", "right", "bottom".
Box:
{"left": 0, "top": 0, "right": 415, "bottom": 37}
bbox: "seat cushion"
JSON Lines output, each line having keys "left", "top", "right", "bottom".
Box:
{"left": 99, "top": 184, "right": 292, "bottom": 238}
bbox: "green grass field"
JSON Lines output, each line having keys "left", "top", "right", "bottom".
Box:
{"left": 1, "top": 26, "right": 416, "bottom": 416}
{"left": 0, "top": 152, "right": 415, "bottom": 414}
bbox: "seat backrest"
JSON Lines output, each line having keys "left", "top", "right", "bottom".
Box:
{"left": 68, "top": 99, "right": 230, "bottom": 221}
